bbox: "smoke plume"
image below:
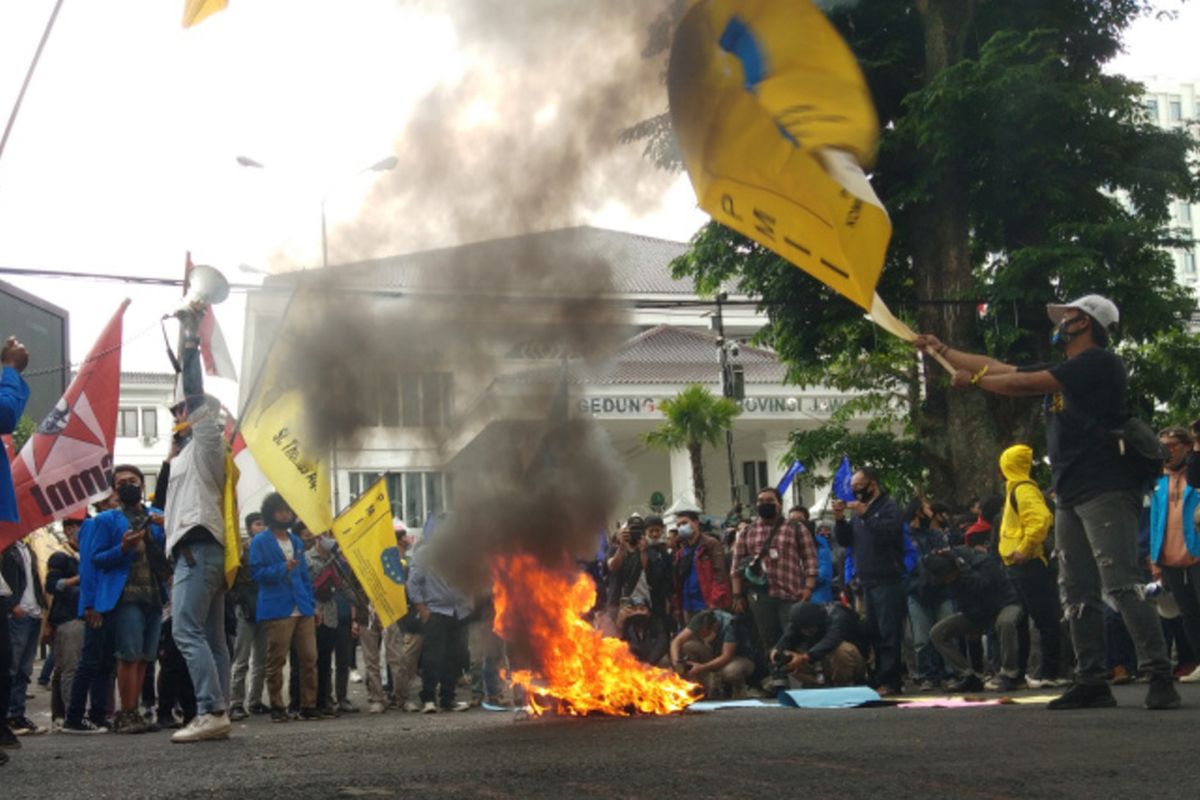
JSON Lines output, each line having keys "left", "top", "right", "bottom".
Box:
{"left": 258, "top": 1, "right": 679, "bottom": 593}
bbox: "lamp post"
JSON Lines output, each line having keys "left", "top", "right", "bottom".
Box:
{"left": 714, "top": 292, "right": 743, "bottom": 511}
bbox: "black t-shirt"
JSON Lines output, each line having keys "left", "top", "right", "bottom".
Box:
{"left": 1020, "top": 347, "right": 1137, "bottom": 506}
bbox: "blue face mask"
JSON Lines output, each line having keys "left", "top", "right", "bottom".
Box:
{"left": 1050, "top": 317, "right": 1085, "bottom": 349}
{"left": 677, "top": 523, "right": 693, "bottom": 539}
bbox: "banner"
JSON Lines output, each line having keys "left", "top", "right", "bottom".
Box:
{"left": 332, "top": 477, "right": 408, "bottom": 628}
{"left": 239, "top": 341, "right": 332, "bottom": 534}
{"left": 668, "top": 0, "right": 891, "bottom": 312}
{"left": 0, "top": 301, "right": 127, "bottom": 552}
{"left": 183, "top": 0, "right": 228, "bottom": 28}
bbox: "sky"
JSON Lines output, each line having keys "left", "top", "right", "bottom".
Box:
{"left": 0, "top": 0, "right": 1196, "bottom": 412}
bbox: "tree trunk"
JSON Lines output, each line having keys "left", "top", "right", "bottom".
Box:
{"left": 690, "top": 442, "right": 706, "bottom": 512}
{"left": 912, "top": 0, "right": 1001, "bottom": 506}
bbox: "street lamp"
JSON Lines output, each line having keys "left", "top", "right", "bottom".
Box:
{"left": 714, "top": 291, "right": 743, "bottom": 510}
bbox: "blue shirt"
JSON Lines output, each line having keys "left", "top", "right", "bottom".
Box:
{"left": 408, "top": 550, "right": 473, "bottom": 619}
{"left": 680, "top": 542, "right": 706, "bottom": 613}
{"left": 0, "top": 366, "right": 30, "bottom": 522}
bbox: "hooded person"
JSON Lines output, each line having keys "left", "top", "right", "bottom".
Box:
{"left": 771, "top": 602, "right": 868, "bottom": 687}
{"left": 997, "top": 444, "right": 1063, "bottom": 687}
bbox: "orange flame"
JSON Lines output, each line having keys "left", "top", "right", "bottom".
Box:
{"left": 492, "top": 553, "right": 702, "bottom": 716}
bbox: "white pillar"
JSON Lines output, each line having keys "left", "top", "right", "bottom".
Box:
{"left": 669, "top": 447, "right": 697, "bottom": 508}
{"left": 764, "top": 440, "right": 791, "bottom": 494}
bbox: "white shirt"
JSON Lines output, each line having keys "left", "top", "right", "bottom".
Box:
{"left": 0, "top": 574, "right": 10, "bottom": 598}
{"left": 277, "top": 536, "right": 301, "bottom": 617}
{"left": 165, "top": 399, "right": 226, "bottom": 553}
{"left": 15, "top": 542, "right": 41, "bottom": 618}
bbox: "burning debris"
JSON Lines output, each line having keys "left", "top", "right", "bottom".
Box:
{"left": 493, "top": 554, "right": 701, "bottom": 716}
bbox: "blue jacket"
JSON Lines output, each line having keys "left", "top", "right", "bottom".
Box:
{"left": 811, "top": 534, "right": 833, "bottom": 604}
{"left": 1149, "top": 473, "right": 1200, "bottom": 565}
{"left": 250, "top": 530, "right": 315, "bottom": 621}
{"left": 0, "top": 366, "right": 30, "bottom": 522}
{"left": 76, "top": 517, "right": 97, "bottom": 615}
{"left": 89, "top": 506, "right": 166, "bottom": 614}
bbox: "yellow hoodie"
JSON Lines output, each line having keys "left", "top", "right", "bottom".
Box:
{"left": 998, "top": 444, "right": 1053, "bottom": 566}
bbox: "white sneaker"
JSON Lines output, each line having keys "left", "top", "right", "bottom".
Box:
{"left": 350, "top": 670, "right": 364, "bottom": 684}
{"left": 367, "top": 702, "right": 386, "bottom": 714}
{"left": 1180, "top": 664, "right": 1200, "bottom": 684}
{"left": 1025, "top": 677, "right": 1055, "bottom": 689}
{"left": 171, "top": 712, "right": 232, "bottom": 743}
{"left": 404, "top": 700, "right": 422, "bottom": 713}
{"left": 450, "top": 701, "right": 470, "bottom": 712}
{"left": 421, "top": 702, "right": 437, "bottom": 714}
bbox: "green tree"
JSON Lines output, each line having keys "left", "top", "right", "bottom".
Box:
{"left": 642, "top": 384, "right": 741, "bottom": 512}
{"left": 11, "top": 414, "right": 34, "bottom": 453}
{"left": 631, "top": 1, "right": 1200, "bottom": 504}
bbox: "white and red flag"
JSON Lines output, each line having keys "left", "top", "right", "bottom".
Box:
{"left": 185, "top": 252, "right": 237, "bottom": 381}
{"left": 0, "top": 301, "right": 128, "bottom": 551}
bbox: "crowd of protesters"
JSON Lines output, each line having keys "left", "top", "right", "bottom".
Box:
{"left": 5, "top": 292, "right": 1200, "bottom": 767}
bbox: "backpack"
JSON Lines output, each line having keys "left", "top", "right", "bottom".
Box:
{"left": 1109, "top": 417, "right": 1168, "bottom": 488}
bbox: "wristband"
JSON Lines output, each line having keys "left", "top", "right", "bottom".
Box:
{"left": 969, "top": 365, "right": 989, "bottom": 385}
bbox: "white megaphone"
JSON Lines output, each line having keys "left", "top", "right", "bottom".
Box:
{"left": 166, "top": 264, "right": 230, "bottom": 321}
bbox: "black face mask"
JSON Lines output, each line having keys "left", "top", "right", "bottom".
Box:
{"left": 270, "top": 519, "right": 293, "bottom": 531}
{"left": 853, "top": 487, "right": 875, "bottom": 504}
{"left": 116, "top": 483, "right": 143, "bottom": 506}
{"left": 757, "top": 503, "right": 778, "bottom": 520}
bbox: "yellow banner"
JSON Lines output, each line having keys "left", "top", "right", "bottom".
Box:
{"left": 182, "top": 0, "right": 228, "bottom": 28}
{"left": 331, "top": 477, "right": 409, "bottom": 628}
{"left": 240, "top": 376, "right": 333, "bottom": 535}
{"left": 668, "top": 0, "right": 891, "bottom": 311}
{"left": 222, "top": 448, "right": 241, "bottom": 588}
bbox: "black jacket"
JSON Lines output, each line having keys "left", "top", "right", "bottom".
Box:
{"left": 2, "top": 542, "right": 45, "bottom": 615}
{"left": 942, "top": 546, "right": 1020, "bottom": 625}
{"left": 775, "top": 603, "right": 868, "bottom": 662}
{"left": 45, "top": 549, "right": 81, "bottom": 626}
{"left": 835, "top": 494, "right": 905, "bottom": 585}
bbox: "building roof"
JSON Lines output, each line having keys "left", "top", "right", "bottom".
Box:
{"left": 504, "top": 324, "right": 787, "bottom": 387}
{"left": 266, "top": 226, "right": 694, "bottom": 296}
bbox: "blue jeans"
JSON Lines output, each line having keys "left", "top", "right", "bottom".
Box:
{"left": 863, "top": 581, "right": 907, "bottom": 690}
{"left": 66, "top": 618, "right": 115, "bottom": 726}
{"left": 907, "top": 595, "right": 955, "bottom": 682}
{"left": 171, "top": 538, "right": 231, "bottom": 715}
{"left": 7, "top": 614, "right": 40, "bottom": 718}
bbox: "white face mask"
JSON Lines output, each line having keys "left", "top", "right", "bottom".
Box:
{"left": 678, "top": 523, "right": 693, "bottom": 538}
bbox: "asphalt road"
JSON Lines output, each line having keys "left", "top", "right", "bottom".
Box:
{"left": 3, "top": 680, "right": 1200, "bottom": 799}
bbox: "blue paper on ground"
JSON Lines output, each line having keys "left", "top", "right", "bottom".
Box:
{"left": 777, "top": 687, "right": 880, "bottom": 708}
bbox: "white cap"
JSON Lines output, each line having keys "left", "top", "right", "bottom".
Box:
{"left": 1046, "top": 294, "right": 1119, "bottom": 331}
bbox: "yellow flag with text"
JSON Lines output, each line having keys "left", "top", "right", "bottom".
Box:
{"left": 332, "top": 477, "right": 409, "bottom": 628}
{"left": 240, "top": 372, "right": 333, "bottom": 536}
{"left": 182, "top": 0, "right": 228, "bottom": 28}
{"left": 668, "top": 0, "right": 892, "bottom": 313}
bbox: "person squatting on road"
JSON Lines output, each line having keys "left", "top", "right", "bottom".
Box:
{"left": 917, "top": 294, "right": 1181, "bottom": 710}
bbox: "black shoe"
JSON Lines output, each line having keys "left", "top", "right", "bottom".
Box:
{"left": 6, "top": 717, "right": 40, "bottom": 736}
{"left": 60, "top": 719, "right": 106, "bottom": 735}
{"left": 298, "top": 708, "right": 322, "bottom": 721}
{"left": 0, "top": 747, "right": 8, "bottom": 766}
{"left": 1145, "top": 676, "right": 1182, "bottom": 710}
{"left": 317, "top": 706, "right": 339, "bottom": 719}
{"left": 229, "top": 705, "right": 248, "bottom": 722}
{"left": 1047, "top": 683, "right": 1117, "bottom": 710}
{"left": 0, "top": 726, "right": 20, "bottom": 748}
{"left": 945, "top": 674, "right": 984, "bottom": 693}
{"left": 270, "top": 708, "right": 290, "bottom": 723}
{"left": 249, "top": 703, "right": 270, "bottom": 715}
{"left": 990, "top": 675, "right": 1027, "bottom": 693}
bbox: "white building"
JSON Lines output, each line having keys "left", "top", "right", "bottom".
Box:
{"left": 240, "top": 227, "right": 867, "bottom": 524}
{"left": 112, "top": 371, "right": 176, "bottom": 499}
{"left": 1141, "top": 76, "right": 1200, "bottom": 288}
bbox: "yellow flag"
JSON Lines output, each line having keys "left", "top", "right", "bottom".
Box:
{"left": 182, "top": 0, "right": 228, "bottom": 28}
{"left": 668, "top": 0, "right": 891, "bottom": 312}
{"left": 331, "top": 477, "right": 409, "bottom": 628}
{"left": 222, "top": 448, "right": 241, "bottom": 588}
{"left": 240, "top": 369, "right": 333, "bottom": 535}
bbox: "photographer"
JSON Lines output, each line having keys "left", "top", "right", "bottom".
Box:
{"left": 770, "top": 602, "right": 868, "bottom": 688}
{"left": 669, "top": 609, "right": 757, "bottom": 698}
{"left": 88, "top": 465, "right": 168, "bottom": 733}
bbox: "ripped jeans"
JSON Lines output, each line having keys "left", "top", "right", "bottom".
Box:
{"left": 1057, "top": 490, "right": 1169, "bottom": 685}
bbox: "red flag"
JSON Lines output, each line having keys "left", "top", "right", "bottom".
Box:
{"left": 0, "top": 301, "right": 128, "bottom": 551}
{"left": 185, "top": 253, "right": 237, "bottom": 380}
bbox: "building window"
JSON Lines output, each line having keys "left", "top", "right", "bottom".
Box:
{"left": 348, "top": 471, "right": 451, "bottom": 528}
{"left": 141, "top": 409, "right": 158, "bottom": 440}
{"left": 1184, "top": 251, "right": 1197, "bottom": 276}
{"left": 742, "top": 460, "right": 768, "bottom": 502}
{"left": 366, "top": 372, "right": 453, "bottom": 429}
{"left": 1145, "top": 98, "right": 1159, "bottom": 121}
{"left": 1169, "top": 98, "right": 1183, "bottom": 122}
{"left": 117, "top": 408, "right": 138, "bottom": 438}
{"left": 1179, "top": 202, "right": 1193, "bottom": 223}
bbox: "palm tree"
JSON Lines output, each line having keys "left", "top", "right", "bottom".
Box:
{"left": 642, "top": 384, "right": 741, "bottom": 512}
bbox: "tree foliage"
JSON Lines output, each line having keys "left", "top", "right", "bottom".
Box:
{"left": 11, "top": 414, "right": 34, "bottom": 454}
{"left": 634, "top": 0, "right": 1200, "bottom": 505}
{"left": 642, "top": 384, "right": 741, "bottom": 512}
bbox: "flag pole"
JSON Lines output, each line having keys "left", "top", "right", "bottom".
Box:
{"left": 0, "top": 0, "right": 66, "bottom": 170}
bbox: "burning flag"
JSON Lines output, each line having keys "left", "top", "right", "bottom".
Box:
{"left": 492, "top": 554, "right": 701, "bottom": 716}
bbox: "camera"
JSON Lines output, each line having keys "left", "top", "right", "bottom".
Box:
{"left": 1144, "top": 580, "right": 1165, "bottom": 600}
{"left": 768, "top": 649, "right": 792, "bottom": 693}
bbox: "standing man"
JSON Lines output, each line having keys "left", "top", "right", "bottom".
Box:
{"left": 229, "top": 512, "right": 268, "bottom": 719}
{"left": 0, "top": 336, "right": 30, "bottom": 761}
{"left": 45, "top": 519, "right": 86, "bottom": 726}
{"left": 917, "top": 294, "right": 1179, "bottom": 710}
{"left": 164, "top": 322, "right": 232, "bottom": 741}
{"left": 730, "top": 488, "right": 819, "bottom": 660}
{"left": 673, "top": 508, "right": 731, "bottom": 624}
{"left": 408, "top": 547, "right": 472, "bottom": 713}
{"left": 1150, "top": 427, "right": 1200, "bottom": 683}
{"left": 3, "top": 537, "right": 45, "bottom": 736}
{"left": 833, "top": 467, "right": 906, "bottom": 695}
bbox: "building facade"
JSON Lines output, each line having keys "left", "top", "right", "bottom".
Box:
{"left": 240, "top": 227, "right": 865, "bottom": 525}
{"left": 112, "top": 372, "right": 176, "bottom": 499}
{"left": 1142, "top": 76, "right": 1200, "bottom": 288}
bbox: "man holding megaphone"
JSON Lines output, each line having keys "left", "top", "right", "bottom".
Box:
{"left": 162, "top": 265, "right": 233, "bottom": 743}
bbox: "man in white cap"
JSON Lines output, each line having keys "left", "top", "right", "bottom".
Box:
{"left": 916, "top": 294, "right": 1180, "bottom": 711}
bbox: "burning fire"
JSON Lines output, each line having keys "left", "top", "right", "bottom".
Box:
{"left": 492, "top": 553, "right": 702, "bottom": 716}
